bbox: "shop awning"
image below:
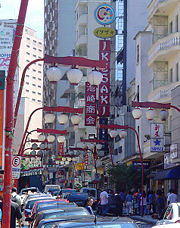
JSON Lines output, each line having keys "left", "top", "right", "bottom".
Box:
{"left": 153, "top": 166, "right": 180, "bottom": 180}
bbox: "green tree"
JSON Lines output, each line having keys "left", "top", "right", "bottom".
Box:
{"left": 108, "top": 164, "right": 142, "bottom": 192}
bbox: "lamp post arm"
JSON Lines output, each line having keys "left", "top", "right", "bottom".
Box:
{"left": 18, "top": 107, "right": 43, "bottom": 155}
{"left": 132, "top": 101, "right": 171, "bottom": 109}
{"left": 20, "top": 129, "right": 37, "bottom": 155}
{"left": 170, "top": 105, "right": 180, "bottom": 113}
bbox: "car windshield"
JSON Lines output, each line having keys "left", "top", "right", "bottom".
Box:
{"left": 26, "top": 198, "right": 52, "bottom": 209}
{"left": 68, "top": 193, "right": 88, "bottom": 200}
{"left": 38, "top": 204, "right": 75, "bottom": 213}
{"left": 62, "top": 189, "right": 76, "bottom": 193}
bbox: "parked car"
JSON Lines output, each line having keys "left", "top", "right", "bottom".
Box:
{"left": 38, "top": 215, "right": 94, "bottom": 228}
{"left": 52, "top": 216, "right": 139, "bottom": 228}
{"left": 61, "top": 188, "right": 76, "bottom": 199}
{"left": 156, "top": 203, "right": 180, "bottom": 225}
{"left": 31, "top": 199, "right": 69, "bottom": 219}
{"left": 80, "top": 187, "right": 98, "bottom": 208}
{"left": 67, "top": 192, "right": 88, "bottom": 206}
{"left": 44, "top": 185, "right": 61, "bottom": 195}
{"left": 30, "top": 207, "right": 91, "bottom": 227}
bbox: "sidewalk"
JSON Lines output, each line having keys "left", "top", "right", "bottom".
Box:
{"left": 130, "top": 215, "right": 158, "bottom": 225}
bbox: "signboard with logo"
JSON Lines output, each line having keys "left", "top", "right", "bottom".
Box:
{"left": 94, "top": 27, "right": 116, "bottom": 38}
{"left": 150, "top": 123, "right": 164, "bottom": 152}
{"left": 12, "top": 156, "right": 21, "bottom": 179}
{"left": 170, "top": 144, "right": 178, "bottom": 159}
{"left": 94, "top": 4, "right": 115, "bottom": 25}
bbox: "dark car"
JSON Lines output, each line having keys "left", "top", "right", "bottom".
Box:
{"left": 61, "top": 188, "right": 76, "bottom": 199}
{"left": 38, "top": 215, "right": 94, "bottom": 228}
{"left": 52, "top": 216, "right": 139, "bottom": 228}
{"left": 31, "top": 207, "right": 91, "bottom": 228}
{"left": 67, "top": 192, "right": 88, "bottom": 207}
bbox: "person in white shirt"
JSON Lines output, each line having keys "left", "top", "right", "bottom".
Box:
{"left": 167, "top": 189, "right": 177, "bottom": 204}
{"left": 100, "top": 188, "right": 109, "bottom": 216}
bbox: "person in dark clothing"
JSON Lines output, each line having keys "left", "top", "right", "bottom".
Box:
{"left": 85, "top": 197, "right": 94, "bottom": 215}
{"left": 115, "top": 192, "right": 123, "bottom": 216}
{"left": 0, "top": 197, "right": 22, "bottom": 228}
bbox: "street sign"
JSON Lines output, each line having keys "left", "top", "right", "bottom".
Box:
{"left": 12, "top": 156, "right": 21, "bottom": 179}
{"left": 150, "top": 123, "right": 164, "bottom": 152}
{"left": 94, "top": 27, "right": 116, "bottom": 38}
{"left": 150, "top": 138, "right": 164, "bottom": 152}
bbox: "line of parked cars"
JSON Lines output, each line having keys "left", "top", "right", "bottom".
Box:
{"left": 20, "top": 185, "right": 140, "bottom": 228}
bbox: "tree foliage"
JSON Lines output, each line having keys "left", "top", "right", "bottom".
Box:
{"left": 108, "top": 164, "right": 142, "bottom": 192}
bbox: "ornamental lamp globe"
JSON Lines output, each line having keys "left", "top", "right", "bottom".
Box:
{"left": 71, "top": 114, "right": 81, "bottom": 126}
{"left": 44, "top": 113, "right": 55, "bottom": 124}
{"left": 38, "top": 134, "right": 46, "bottom": 142}
{"left": 109, "top": 130, "right": 118, "bottom": 138}
{"left": 119, "top": 130, "right": 127, "bottom": 138}
{"left": 31, "top": 150, "right": 36, "bottom": 156}
{"left": 67, "top": 157, "right": 72, "bottom": 162}
{"left": 146, "top": 108, "right": 156, "bottom": 121}
{"left": 47, "top": 135, "right": 55, "bottom": 143}
{"left": 46, "top": 66, "right": 63, "bottom": 83}
{"left": 96, "top": 144, "right": 102, "bottom": 150}
{"left": 62, "top": 157, "right": 66, "bottom": 161}
{"left": 57, "top": 135, "right": 66, "bottom": 143}
{"left": 57, "top": 114, "right": 68, "bottom": 125}
{"left": 159, "top": 110, "right": 168, "bottom": 121}
{"left": 132, "top": 107, "right": 142, "bottom": 120}
{"left": 67, "top": 68, "right": 83, "bottom": 85}
{"left": 65, "top": 161, "right": 69, "bottom": 165}
{"left": 32, "top": 143, "right": 38, "bottom": 150}
{"left": 87, "top": 70, "right": 103, "bottom": 86}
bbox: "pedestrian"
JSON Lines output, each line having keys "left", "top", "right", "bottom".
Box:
{"left": 139, "top": 191, "right": 147, "bottom": 216}
{"left": 132, "top": 192, "right": 139, "bottom": 215}
{"left": 85, "top": 197, "right": 94, "bottom": 215}
{"left": 100, "top": 188, "right": 109, "bottom": 216}
{"left": 0, "top": 195, "right": 22, "bottom": 228}
{"left": 156, "top": 190, "right": 165, "bottom": 219}
{"left": 11, "top": 187, "right": 22, "bottom": 208}
{"left": 167, "top": 189, "right": 177, "bottom": 204}
{"left": 114, "top": 191, "right": 123, "bottom": 216}
{"left": 125, "top": 191, "right": 133, "bottom": 216}
{"left": 148, "top": 190, "right": 155, "bottom": 214}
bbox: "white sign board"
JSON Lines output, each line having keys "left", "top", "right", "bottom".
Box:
{"left": 170, "top": 144, "right": 178, "bottom": 159}
{"left": 12, "top": 156, "right": 21, "bottom": 179}
{"left": 151, "top": 123, "right": 164, "bottom": 138}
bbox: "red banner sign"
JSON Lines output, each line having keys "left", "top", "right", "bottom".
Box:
{"left": 58, "top": 143, "right": 64, "bottom": 156}
{"left": 99, "top": 40, "right": 110, "bottom": 116}
{"left": 85, "top": 82, "right": 97, "bottom": 126}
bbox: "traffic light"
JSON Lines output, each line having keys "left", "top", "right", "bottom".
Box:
{"left": 48, "top": 159, "right": 53, "bottom": 167}
{"left": 0, "top": 70, "right": 5, "bottom": 90}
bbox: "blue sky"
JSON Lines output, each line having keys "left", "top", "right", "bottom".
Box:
{"left": 0, "top": 0, "right": 44, "bottom": 39}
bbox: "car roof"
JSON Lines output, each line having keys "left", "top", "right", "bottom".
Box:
{"left": 37, "top": 203, "right": 77, "bottom": 212}
{"left": 52, "top": 216, "right": 138, "bottom": 227}
{"left": 38, "top": 215, "right": 94, "bottom": 226}
{"left": 27, "top": 197, "right": 53, "bottom": 202}
{"left": 39, "top": 207, "right": 87, "bottom": 215}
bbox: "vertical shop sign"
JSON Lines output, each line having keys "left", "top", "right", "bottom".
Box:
{"left": 99, "top": 40, "right": 110, "bottom": 116}
{"left": 85, "top": 82, "right": 97, "bottom": 126}
{"left": 58, "top": 143, "right": 64, "bottom": 156}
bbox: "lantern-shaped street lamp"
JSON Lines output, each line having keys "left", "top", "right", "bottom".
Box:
{"left": 62, "top": 157, "right": 66, "bottom": 162}
{"left": 119, "top": 130, "right": 127, "bottom": 138}
{"left": 132, "top": 107, "right": 143, "bottom": 120}
{"left": 159, "top": 110, "right": 169, "bottom": 121}
{"left": 30, "top": 150, "right": 36, "bottom": 156}
{"left": 109, "top": 130, "right": 118, "bottom": 138}
{"left": 57, "top": 114, "right": 68, "bottom": 125}
{"left": 65, "top": 161, "right": 69, "bottom": 165}
{"left": 32, "top": 143, "right": 38, "bottom": 150}
{"left": 67, "top": 68, "right": 83, "bottom": 85}
{"left": 46, "top": 66, "right": 63, "bottom": 83}
{"left": 44, "top": 113, "right": 56, "bottom": 124}
{"left": 96, "top": 144, "right": 102, "bottom": 150}
{"left": 67, "top": 157, "right": 72, "bottom": 162}
{"left": 37, "top": 150, "right": 43, "bottom": 156}
{"left": 40, "top": 143, "right": 46, "bottom": 150}
{"left": 72, "top": 157, "right": 77, "bottom": 162}
{"left": 60, "top": 161, "right": 64, "bottom": 165}
{"left": 57, "top": 135, "right": 66, "bottom": 143}
{"left": 87, "top": 70, "right": 103, "bottom": 86}
{"left": 71, "top": 114, "right": 82, "bottom": 126}
{"left": 38, "top": 134, "right": 46, "bottom": 142}
{"left": 145, "top": 108, "right": 156, "bottom": 121}
{"left": 47, "top": 135, "right": 55, "bottom": 143}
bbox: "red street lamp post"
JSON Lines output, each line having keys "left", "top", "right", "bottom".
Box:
{"left": 99, "top": 123, "right": 144, "bottom": 217}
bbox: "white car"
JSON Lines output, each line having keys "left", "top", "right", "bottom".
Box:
{"left": 156, "top": 202, "right": 180, "bottom": 225}
{"left": 152, "top": 224, "right": 180, "bottom": 228}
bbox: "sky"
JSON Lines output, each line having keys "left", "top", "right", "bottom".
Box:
{"left": 0, "top": 0, "right": 44, "bottom": 39}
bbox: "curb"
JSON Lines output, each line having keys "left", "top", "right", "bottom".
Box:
{"left": 130, "top": 216, "right": 157, "bottom": 225}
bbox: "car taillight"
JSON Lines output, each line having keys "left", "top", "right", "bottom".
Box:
{"left": 95, "top": 200, "right": 97, "bottom": 202}
{"left": 175, "top": 220, "right": 180, "bottom": 223}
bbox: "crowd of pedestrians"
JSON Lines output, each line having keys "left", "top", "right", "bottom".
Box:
{"left": 98, "top": 188, "right": 178, "bottom": 218}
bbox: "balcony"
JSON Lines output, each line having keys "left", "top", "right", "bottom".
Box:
{"left": 148, "top": 32, "right": 180, "bottom": 66}
{"left": 148, "top": 81, "right": 180, "bottom": 102}
{"left": 76, "top": 12, "right": 88, "bottom": 26}
{"left": 76, "top": 34, "right": 88, "bottom": 47}
{"left": 148, "top": 0, "right": 179, "bottom": 20}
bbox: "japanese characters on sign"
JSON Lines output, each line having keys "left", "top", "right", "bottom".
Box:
{"left": 150, "top": 123, "right": 164, "bottom": 152}
{"left": 94, "top": 4, "right": 115, "bottom": 25}
{"left": 85, "top": 82, "right": 97, "bottom": 126}
{"left": 99, "top": 40, "right": 110, "bottom": 117}
{"left": 94, "top": 27, "right": 116, "bottom": 38}
{"left": 58, "top": 143, "right": 64, "bottom": 156}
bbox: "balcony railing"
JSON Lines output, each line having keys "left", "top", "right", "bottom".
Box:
{"left": 148, "top": 32, "right": 180, "bottom": 64}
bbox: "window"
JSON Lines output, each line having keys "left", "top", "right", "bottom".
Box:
{"left": 26, "top": 75, "right": 30, "bottom": 78}
{"left": 26, "top": 82, "right": 29, "bottom": 85}
{"left": 38, "top": 92, "right": 41, "bottom": 95}
{"left": 136, "top": 45, "right": 139, "bottom": 64}
{"left": 32, "top": 84, "right": 36, "bottom": 86}
{"left": 33, "top": 69, "right": 36, "bottom": 72}
{"left": 38, "top": 85, "right": 41, "bottom": 88}
{"left": 176, "top": 63, "right": 179, "bottom": 81}
{"left": 38, "top": 42, "right": 42, "bottom": 45}
{"left": 38, "top": 49, "right": 42, "bottom": 52}
{"left": 38, "top": 78, "right": 42, "bottom": 81}
{"left": 38, "top": 64, "right": 42, "bottom": 67}
{"left": 32, "top": 91, "right": 36, "bottom": 94}
{"left": 26, "top": 52, "right": 30, "bottom": 55}
{"left": 32, "top": 98, "right": 36, "bottom": 101}
{"left": 26, "top": 89, "right": 29, "bottom": 92}
{"left": 33, "top": 40, "right": 36, "bottom": 43}
{"left": 176, "top": 15, "right": 179, "bottom": 32}
{"left": 170, "top": 68, "right": 173, "bottom": 82}
{"left": 27, "top": 37, "right": 30, "bottom": 41}
{"left": 26, "top": 45, "right": 30, "bottom": 48}
{"left": 33, "top": 54, "right": 36, "bottom": 57}
{"left": 38, "top": 71, "right": 41, "bottom": 74}
{"left": 169, "top": 21, "right": 173, "bottom": 33}
{"left": 33, "top": 47, "right": 36, "bottom": 50}
{"left": 32, "top": 76, "right": 36, "bottom": 79}
{"left": 26, "top": 60, "right": 30, "bottom": 63}
{"left": 37, "top": 100, "right": 41, "bottom": 102}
